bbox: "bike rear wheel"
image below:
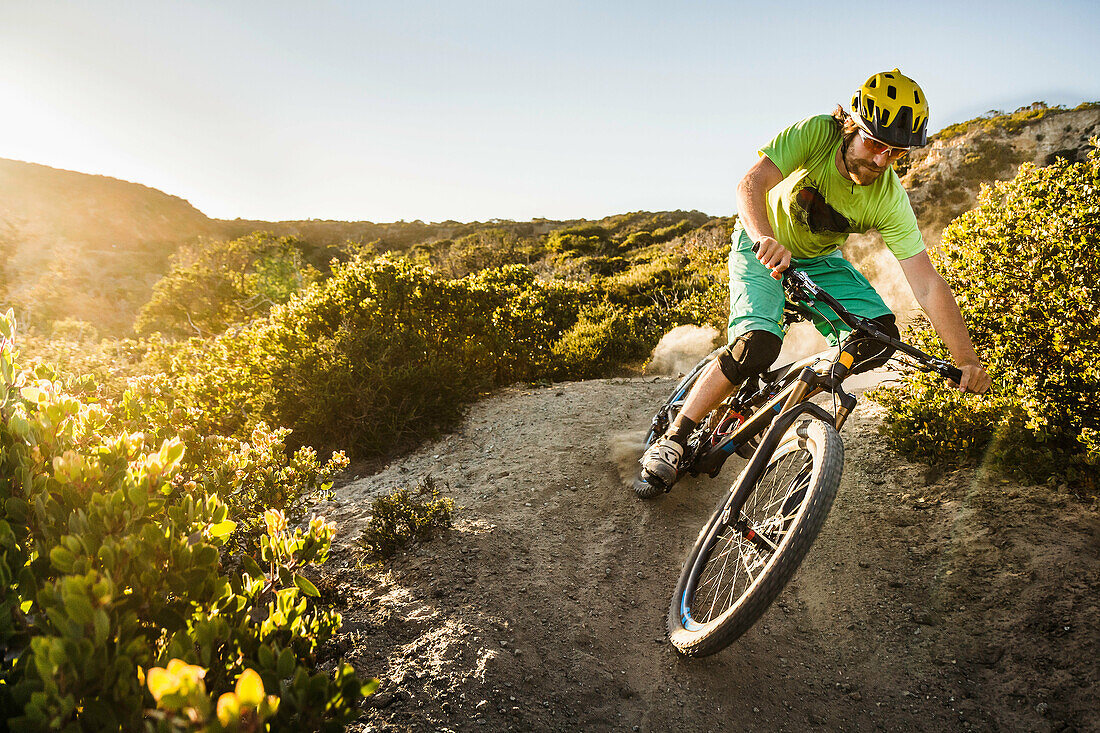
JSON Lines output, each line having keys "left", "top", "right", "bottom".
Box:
{"left": 667, "top": 417, "right": 843, "bottom": 656}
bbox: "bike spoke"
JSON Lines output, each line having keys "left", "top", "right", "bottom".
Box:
{"left": 687, "top": 447, "right": 814, "bottom": 626}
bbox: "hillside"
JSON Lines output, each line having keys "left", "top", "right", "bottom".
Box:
{"left": 1, "top": 103, "right": 1095, "bottom": 338}
{"left": 901, "top": 103, "right": 1100, "bottom": 247}
{"left": 0, "top": 158, "right": 221, "bottom": 334}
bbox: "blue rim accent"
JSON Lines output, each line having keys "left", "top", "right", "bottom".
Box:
{"left": 681, "top": 594, "right": 703, "bottom": 632}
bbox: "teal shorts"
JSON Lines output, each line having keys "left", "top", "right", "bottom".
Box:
{"left": 728, "top": 225, "right": 893, "bottom": 346}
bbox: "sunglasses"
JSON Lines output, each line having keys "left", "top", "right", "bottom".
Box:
{"left": 857, "top": 128, "right": 910, "bottom": 157}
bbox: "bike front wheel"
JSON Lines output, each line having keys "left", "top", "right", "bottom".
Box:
{"left": 667, "top": 418, "right": 843, "bottom": 656}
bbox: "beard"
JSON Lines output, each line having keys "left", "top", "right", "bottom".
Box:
{"left": 843, "top": 145, "right": 887, "bottom": 185}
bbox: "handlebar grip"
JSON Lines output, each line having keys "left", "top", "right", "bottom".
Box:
{"left": 945, "top": 366, "right": 963, "bottom": 384}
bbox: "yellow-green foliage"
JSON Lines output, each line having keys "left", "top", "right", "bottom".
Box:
{"left": 358, "top": 481, "right": 454, "bottom": 561}
{"left": 550, "top": 304, "right": 649, "bottom": 380}
{"left": 138, "top": 225, "right": 736, "bottom": 461}
{"left": 25, "top": 214, "right": 736, "bottom": 475}
{"left": 145, "top": 256, "right": 598, "bottom": 457}
{"left": 0, "top": 311, "right": 371, "bottom": 730}
{"left": 546, "top": 224, "right": 614, "bottom": 255}
{"left": 873, "top": 145, "right": 1100, "bottom": 485}
{"left": 136, "top": 233, "right": 320, "bottom": 338}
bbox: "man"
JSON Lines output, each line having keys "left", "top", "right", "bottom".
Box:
{"left": 641, "top": 68, "right": 992, "bottom": 491}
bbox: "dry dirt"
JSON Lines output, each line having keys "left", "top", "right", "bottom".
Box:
{"left": 313, "top": 376, "right": 1099, "bottom": 733}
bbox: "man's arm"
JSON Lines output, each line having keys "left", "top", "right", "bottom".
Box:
{"left": 897, "top": 250, "right": 991, "bottom": 394}
{"left": 737, "top": 156, "right": 790, "bottom": 280}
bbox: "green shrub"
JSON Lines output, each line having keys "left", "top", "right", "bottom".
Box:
{"left": 651, "top": 219, "right": 695, "bottom": 242}
{"left": 0, "top": 310, "right": 372, "bottom": 730}
{"left": 551, "top": 304, "right": 650, "bottom": 379}
{"left": 545, "top": 225, "right": 613, "bottom": 255}
{"left": 136, "top": 233, "right": 319, "bottom": 338}
{"left": 147, "top": 256, "right": 599, "bottom": 458}
{"left": 873, "top": 145, "right": 1100, "bottom": 486}
{"left": 358, "top": 481, "right": 454, "bottom": 561}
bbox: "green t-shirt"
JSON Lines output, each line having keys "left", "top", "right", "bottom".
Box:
{"left": 758, "top": 114, "right": 925, "bottom": 260}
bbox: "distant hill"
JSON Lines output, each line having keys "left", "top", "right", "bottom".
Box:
{"left": 2, "top": 101, "right": 1096, "bottom": 336}
{"left": 0, "top": 158, "right": 222, "bottom": 335}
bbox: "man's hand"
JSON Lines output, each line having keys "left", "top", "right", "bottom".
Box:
{"left": 952, "top": 363, "right": 992, "bottom": 395}
{"left": 753, "top": 236, "right": 792, "bottom": 280}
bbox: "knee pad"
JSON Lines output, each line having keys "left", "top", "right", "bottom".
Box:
{"left": 848, "top": 314, "right": 899, "bottom": 374}
{"left": 717, "top": 331, "right": 783, "bottom": 385}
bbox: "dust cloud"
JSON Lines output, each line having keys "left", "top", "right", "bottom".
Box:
{"left": 608, "top": 429, "right": 649, "bottom": 489}
{"left": 646, "top": 324, "right": 720, "bottom": 377}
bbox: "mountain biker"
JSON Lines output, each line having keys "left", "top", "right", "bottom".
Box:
{"left": 641, "top": 68, "right": 992, "bottom": 491}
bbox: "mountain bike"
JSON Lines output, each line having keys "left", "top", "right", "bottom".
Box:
{"left": 636, "top": 266, "right": 962, "bottom": 657}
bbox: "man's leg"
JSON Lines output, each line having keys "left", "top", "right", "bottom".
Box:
{"left": 641, "top": 330, "right": 782, "bottom": 487}
{"left": 639, "top": 224, "right": 786, "bottom": 491}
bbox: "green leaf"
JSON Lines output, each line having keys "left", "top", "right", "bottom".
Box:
{"left": 257, "top": 644, "right": 275, "bottom": 670}
{"left": 4, "top": 499, "right": 29, "bottom": 524}
{"left": 277, "top": 647, "right": 296, "bottom": 677}
{"left": 92, "top": 609, "right": 110, "bottom": 646}
{"left": 62, "top": 592, "right": 95, "bottom": 628}
{"left": 208, "top": 520, "right": 236, "bottom": 538}
{"left": 293, "top": 574, "right": 320, "bottom": 598}
{"left": 241, "top": 554, "right": 264, "bottom": 579}
{"left": 49, "top": 546, "right": 76, "bottom": 573}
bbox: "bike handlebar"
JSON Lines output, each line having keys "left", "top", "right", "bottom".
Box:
{"left": 748, "top": 244, "right": 964, "bottom": 384}
{"left": 783, "top": 266, "right": 964, "bottom": 384}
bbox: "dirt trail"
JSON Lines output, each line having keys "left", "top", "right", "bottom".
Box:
{"left": 316, "top": 377, "right": 1099, "bottom": 733}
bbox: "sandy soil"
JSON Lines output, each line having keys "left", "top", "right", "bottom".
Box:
{"left": 314, "top": 376, "right": 1099, "bottom": 733}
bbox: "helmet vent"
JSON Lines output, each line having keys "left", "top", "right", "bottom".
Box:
{"left": 914, "top": 90, "right": 921, "bottom": 103}
{"left": 869, "top": 78, "right": 877, "bottom": 88}
{"left": 887, "top": 85, "right": 897, "bottom": 99}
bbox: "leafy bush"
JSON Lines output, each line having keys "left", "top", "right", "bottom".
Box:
{"left": 146, "top": 256, "right": 599, "bottom": 457}
{"left": 358, "top": 481, "right": 454, "bottom": 561}
{"left": 0, "top": 311, "right": 372, "bottom": 730}
{"left": 551, "top": 304, "right": 650, "bottom": 380}
{"left": 546, "top": 225, "right": 613, "bottom": 255}
{"left": 136, "top": 233, "right": 320, "bottom": 338}
{"left": 873, "top": 145, "right": 1100, "bottom": 486}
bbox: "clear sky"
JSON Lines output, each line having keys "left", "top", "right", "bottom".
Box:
{"left": 1, "top": 0, "right": 1097, "bottom": 223}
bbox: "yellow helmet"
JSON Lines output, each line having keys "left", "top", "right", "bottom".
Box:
{"left": 850, "top": 68, "right": 929, "bottom": 148}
